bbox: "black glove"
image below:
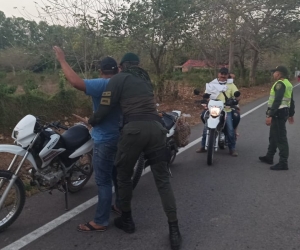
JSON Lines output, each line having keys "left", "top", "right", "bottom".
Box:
{"left": 202, "top": 93, "right": 211, "bottom": 99}
{"left": 234, "top": 91, "right": 241, "bottom": 98}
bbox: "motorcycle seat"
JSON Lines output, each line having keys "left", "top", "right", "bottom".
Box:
{"left": 61, "top": 125, "right": 90, "bottom": 150}
{"left": 166, "top": 111, "right": 179, "bottom": 119}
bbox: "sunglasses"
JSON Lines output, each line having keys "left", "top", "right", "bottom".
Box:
{"left": 220, "top": 72, "right": 228, "bottom": 75}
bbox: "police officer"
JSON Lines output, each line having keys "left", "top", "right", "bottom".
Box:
{"left": 88, "top": 53, "right": 181, "bottom": 250}
{"left": 259, "top": 66, "right": 295, "bottom": 170}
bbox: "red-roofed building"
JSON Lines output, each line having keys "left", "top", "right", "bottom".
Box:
{"left": 175, "top": 60, "right": 228, "bottom": 72}
{"left": 181, "top": 60, "right": 213, "bottom": 72}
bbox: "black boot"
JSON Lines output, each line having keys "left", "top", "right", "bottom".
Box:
{"left": 270, "top": 163, "right": 288, "bottom": 171}
{"left": 259, "top": 156, "right": 273, "bottom": 165}
{"left": 168, "top": 221, "right": 182, "bottom": 250}
{"left": 114, "top": 211, "right": 135, "bottom": 234}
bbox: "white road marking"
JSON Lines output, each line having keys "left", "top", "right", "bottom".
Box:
{"left": 3, "top": 86, "right": 299, "bottom": 250}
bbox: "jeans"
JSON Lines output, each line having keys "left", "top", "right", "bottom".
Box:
{"left": 225, "top": 111, "right": 236, "bottom": 150}
{"left": 93, "top": 139, "right": 118, "bottom": 226}
{"left": 201, "top": 110, "right": 237, "bottom": 150}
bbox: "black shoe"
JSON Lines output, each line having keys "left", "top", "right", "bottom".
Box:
{"left": 259, "top": 156, "right": 273, "bottom": 165}
{"left": 270, "top": 163, "right": 288, "bottom": 171}
{"left": 168, "top": 221, "right": 182, "bottom": 250}
{"left": 114, "top": 211, "right": 135, "bottom": 234}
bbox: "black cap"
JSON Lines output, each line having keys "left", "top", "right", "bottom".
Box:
{"left": 99, "top": 57, "right": 117, "bottom": 71}
{"left": 219, "top": 67, "right": 229, "bottom": 74}
{"left": 271, "top": 65, "right": 289, "bottom": 76}
{"left": 120, "top": 52, "right": 140, "bottom": 65}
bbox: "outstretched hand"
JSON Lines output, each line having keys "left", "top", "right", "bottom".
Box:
{"left": 53, "top": 46, "right": 65, "bottom": 62}
{"left": 72, "top": 114, "right": 91, "bottom": 128}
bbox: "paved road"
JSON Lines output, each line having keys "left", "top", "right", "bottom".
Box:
{"left": 1, "top": 87, "right": 300, "bottom": 250}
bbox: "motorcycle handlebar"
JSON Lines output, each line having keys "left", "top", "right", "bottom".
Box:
{"left": 58, "top": 124, "right": 69, "bottom": 130}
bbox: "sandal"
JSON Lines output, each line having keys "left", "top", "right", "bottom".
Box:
{"left": 111, "top": 205, "right": 122, "bottom": 216}
{"left": 77, "top": 222, "right": 107, "bottom": 232}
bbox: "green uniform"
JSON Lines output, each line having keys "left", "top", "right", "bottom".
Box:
{"left": 266, "top": 79, "right": 295, "bottom": 165}
{"left": 89, "top": 66, "right": 177, "bottom": 222}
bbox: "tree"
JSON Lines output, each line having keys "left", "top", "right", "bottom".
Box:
{"left": 0, "top": 47, "right": 40, "bottom": 75}
{"left": 101, "top": 0, "right": 199, "bottom": 100}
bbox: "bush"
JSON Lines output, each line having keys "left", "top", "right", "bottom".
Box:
{"left": 0, "top": 71, "right": 7, "bottom": 79}
{"left": 255, "top": 70, "right": 271, "bottom": 85}
{"left": 0, "top": 89, "right": 91, "bottom": 133}
{"left": 91, "top": 71, "right": 99, "bottom": 78}
{"left": 23, "top": 78, "right": 38, "bottom": 93}
{"left": 39, "top": 75, "right": 46, "bottom": 82}
{"left": 0, "top": 83, "right": 17, "bottom": 95}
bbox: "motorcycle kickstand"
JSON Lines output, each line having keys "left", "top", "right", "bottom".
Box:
{"left": 64, "top": 180, "right": 69, "bottom": 211}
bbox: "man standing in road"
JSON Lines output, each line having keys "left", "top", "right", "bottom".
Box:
{"left": 53, "top": 46, "right": 122, "bottom": 231}
{"left": 88, "top": 53, "right": 181, "bottom": 250}
{"left": 259, "top": 66, "right": 295, "bottom": 170}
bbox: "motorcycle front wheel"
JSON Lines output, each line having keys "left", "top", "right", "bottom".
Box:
{"left": 66, "top": 153, "right": 93, "bottom": 193}
{"left": 207, "top": 129, "right": 216, "bottom": 166}
{"left": 0, "top": 170, "right": 26, "bottom": 232}
{"left": 132, "top": 153, "right": 145, "bottom": 190}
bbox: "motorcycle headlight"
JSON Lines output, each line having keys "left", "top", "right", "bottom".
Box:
{"left": 209, "top": 106, "right": 221, "bottom": 117}
{"left": 13, "top": 130, "right": 19, "bottom": 139}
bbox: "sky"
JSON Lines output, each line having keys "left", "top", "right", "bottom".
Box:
{"left": 0, "top": 0, "right": 40, "bottom": 19}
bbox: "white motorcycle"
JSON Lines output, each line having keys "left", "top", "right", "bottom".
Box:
{"left": 203, "top": 99, "right": 226, "bottom": 165}
{"left": 0, "top": 115, "right": 94, "bottom": 232}
{"left": 201, "top": 92, "right": 240, "bottom": 165}
{"left": 132, "top": 110, "right": 182, "bottom": 189}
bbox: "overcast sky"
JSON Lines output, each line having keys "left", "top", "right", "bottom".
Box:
{"left": 1, "top": 0, "right": 39, "bottom": 19}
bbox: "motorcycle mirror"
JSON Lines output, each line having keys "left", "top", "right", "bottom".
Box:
{"left": 193, "top": 89, "right": 200, "bottom": 95}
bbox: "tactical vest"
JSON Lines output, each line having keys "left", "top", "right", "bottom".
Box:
{"left": 267, "top": 79, "right": 293, "bottom": 108}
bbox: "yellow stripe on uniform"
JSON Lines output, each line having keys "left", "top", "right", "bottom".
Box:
{"left": 100, "top": 97, "right": 111, "bottom": 105}
{"left": 102, "top": 91, "right": 111, "bottom": 97}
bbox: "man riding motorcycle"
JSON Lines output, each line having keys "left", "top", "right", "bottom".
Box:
{"left": 196, "top": 67, "right": 241, "bottom": 156}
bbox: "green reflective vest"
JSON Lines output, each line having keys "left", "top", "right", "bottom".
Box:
{"left": 267, "top": 79, "right": 293, "bottom": 108}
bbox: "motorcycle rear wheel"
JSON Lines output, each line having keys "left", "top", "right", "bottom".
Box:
{"left": 0, "top": 170, "right": 25, "bottom": 232}
{"left": 132, "top": 153, "right": 145, "bottom": 190}
{"left": 66, "top": 153, "right": 93, "bottom": 193}
{"left": 207, "top": 129, "right": 216, "bottom": 166}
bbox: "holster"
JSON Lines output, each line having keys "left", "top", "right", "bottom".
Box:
{"left": 276, "top": 108, "right": 289, "bottom": 119}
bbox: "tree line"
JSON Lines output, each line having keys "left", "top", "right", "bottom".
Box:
{"left": 0, "top": 0, "right": 300, "bottom": 89}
